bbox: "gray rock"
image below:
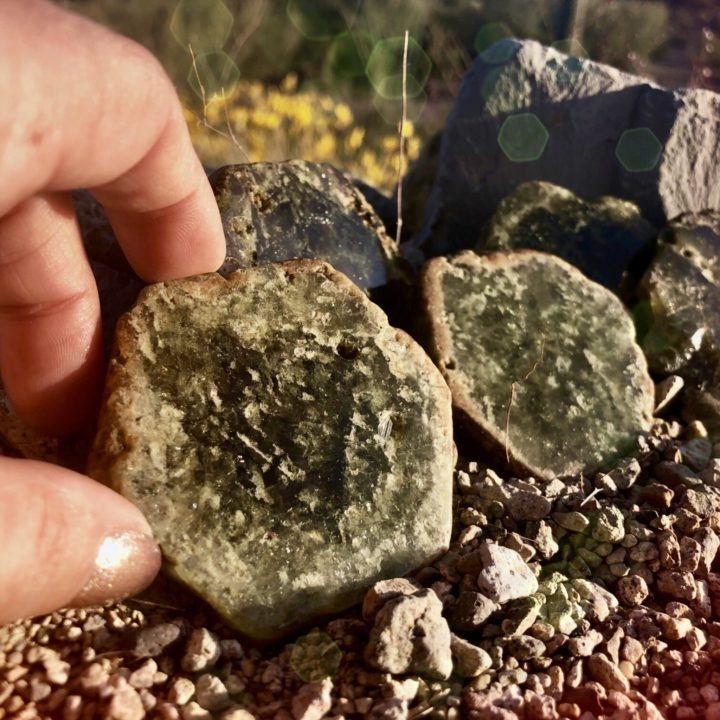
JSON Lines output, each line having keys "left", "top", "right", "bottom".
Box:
{"left": 449, "top": 591, "right": 498, "bottom": 632}
{"left": 88, "top": 261, "right": 453, "bottom": 640}
{"left": 421, "top": 250, "right": 654, "bottom": 479}
{"left": 475, "top": 541, "right": 538, "bottom": 604}
{"left": 364, "top": 588, "right": 453, "bottom": 680}
{"left": 412, "top": 39, "right": 720, "bottom": 258}
{"left": 477, "top": 181, "right": 655, "bottom": 292}
{"left": 131, "top": 623, "right": 184, "bottom": 659}
{"left": 210, "top": 161, "right": 405, "bottom": 291}
{"left": 590, "top": 506, "right": 626, "bottom": 544}
{"left": 505, "top": 489, "right": 551, "bottom": 521}
{"left": 587, "top": 653, "right": 629, "bottom": 692}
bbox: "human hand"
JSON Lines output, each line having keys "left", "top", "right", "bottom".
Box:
{"left": 0, "top": 0, "right": 226, "bottom": 623}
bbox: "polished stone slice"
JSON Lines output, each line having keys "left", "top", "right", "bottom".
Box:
{"left": 478, "top": 181, "right": 656, "bottom": 292}
{"left": 422, "top": 250, "right": 654, "bottom": 479}
{"left": 88, "top": 260, "right": 453, "bottom": 640}
{"left": 210, "top": 161, "right": 404, "bottom": 290}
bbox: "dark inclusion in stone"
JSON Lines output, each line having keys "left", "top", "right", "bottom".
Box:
{"left": 209, "top": 160, "right": 405, "bottom": 291}
{"left": 88, "top": 261, "right": 453, "bottom": 640}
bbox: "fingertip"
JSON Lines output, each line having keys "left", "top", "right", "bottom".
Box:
{"left": 103, "top": 173, "right": 227, "bottom": 283}
{"left": 70, "top": 530, "right": 162, "bottom": 607}
{"left": 0, "top": 458, "right": 162, "bottom": 624}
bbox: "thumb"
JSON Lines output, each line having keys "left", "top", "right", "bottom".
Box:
{"left": 0, "top": 456, "right": 161, "bottom": 624}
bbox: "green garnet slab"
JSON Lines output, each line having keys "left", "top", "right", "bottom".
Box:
{"left": 89, "top": 261, "right": 453, "bottom": 640}
{"left": 421, "top": 250, "right": 654, "bottom": 480}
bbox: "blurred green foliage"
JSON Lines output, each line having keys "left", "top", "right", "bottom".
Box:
{"left": 58, "top": 0, "right": 717, "bottom": 186}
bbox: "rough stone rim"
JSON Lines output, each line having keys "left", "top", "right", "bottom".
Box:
{"left": 421, "top": 248, "right": 655, "bottom": 480}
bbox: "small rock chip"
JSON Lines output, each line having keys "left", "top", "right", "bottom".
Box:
{"left": 680, "top": 438, "right": 713, "bottom": 471}
{"left": 219, "top": 709, "right": 256, "bottom": 720}
{"left": 449, "top": 590, "right": 498, "bottom": 632}
{"left": 695, "top": 528, "right": 720, "bottom": 575}
{"left": 168, "top": 677, "right": 196, "bottom": 706}
{"left": 131, "top": 623, "right": 184, "bottom": 659}
{"left": 506, "top": 490, "right": 552, "bottom": 521}
{"left": 656, "top": 571, "right": 697, "bottom": 601}
{"left": 362, "top": 578, "right": 423, "bottom": 622}
{"left": 195, "top": 674, "right": 230, "bottom": 713}
{"left": 590, "top": 506, "right": 626, "bottom": 544}
{"left": 128, "top": 659, "right": 157, "bottom": 689}
{"left": 421, "top": 251, "right": 654, "bottom": 479}
{"left": 364, "top": 588, "right": 452, "bottom": 680}
{"left": 181, "top": 629, "right": 221, "bottom": 673}
{"left": 368, "top": 698, "right": 408, "bottom": 720}
{"left": 291, "top": 678, "right": 333, "bottom": 720}
{"left": 553, "top": 511, "right": 589, "bottom": 533}
{"left": 89, "top": 261, "right": 453, "bottom": 640}
{"left": 475, "top": 541, "right": 539, "bottom": 604}
{"left": 568, "top": 630, "right": 604, "bottom": 658}
{"left": 106, "top": 685, "right": 145, "bottom": 720}
{"left": 617, "top": 575, "right": 649, "bottom": 606}
{"left": 654, "top": 375, "right": 685, "bottom": 414}
{"left": 450, "top": 634, "right": 492, "bottom": 677}
{"left": 587, "top": 653, "right": 630, "bottom": 692}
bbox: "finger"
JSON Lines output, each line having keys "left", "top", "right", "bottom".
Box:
{"left": 0, "top": 0, "right": 226, "bottom": 282}
{"left": 0, "top": 457, "right": 161, "bottom": 625}
{"left": 0, "top": 193, "right": 103, "bottom": 435}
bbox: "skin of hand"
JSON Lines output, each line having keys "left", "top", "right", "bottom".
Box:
{"left": 0, "top": 0, "right": 226, "bottom": 624}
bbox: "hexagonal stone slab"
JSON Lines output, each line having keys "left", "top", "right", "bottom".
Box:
{"left": 88, "top": 260, "right": 453, "bottom": 640}
{"left": 421, "top": 250, "right": 654, "bottom": 479}
{"left": 209, "top": 161, "right": 405, "bottom": 291}
{"left": 412, "top": 39, "right": 720, "bottom": 258}
{"left": 478, "top": 181, "right": 656, "bottom": 292}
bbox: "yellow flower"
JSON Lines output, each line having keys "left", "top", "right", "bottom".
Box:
{"left": 346, "top": 127, "right": 364, "bottom": 151}
{"left": 333, "top": 103, "right": 353, "bottom": 129}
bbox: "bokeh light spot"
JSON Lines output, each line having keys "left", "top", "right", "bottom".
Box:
{"left": 187, "top": 51, "right": 240, "bottom": 101}
{"left": 474, "top": 23, "right": 513, "bottom": 58}
{"left": 171, "top": 0, "right": 233, "bottom": 53}
{"left": 286, "top": 0, "right": 359, "bottom": 41}
{"left": 498, "top": 113, "right": 549, "bottom": 162}
{"left": 615, "top": 128, "right": 663, "bottom": 172}
{"left": 366, "top": 36, "right": 432, "bottom": 100}
{"left": 373, "top": 89, "right": 427, "bottom": 126}
{"left": 325, "top": 31, "right": 371, "bottom": 80}
{"left": 290, "top": 631, "right": 343, "bottom": 682}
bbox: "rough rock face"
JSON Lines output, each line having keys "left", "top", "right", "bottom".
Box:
{"left": 414, "top": 39, "right": 720, "bottom": 258}
{"left": 364, "top": 587, "right": 453, "bottom": 680}
{"left": 210, "top": 161, "right": 405, "bottom": 291}
{"left": 639, "top": 212, "right": 720, "bottom": 433}
{"left": 88, "top": 260, "right": 453, "bottom": 640}
{"left": 421, "top": 250, "right": 654, "bottom": 479}
{"left": 478, "top": 181, "right": 656, "bottom": 292}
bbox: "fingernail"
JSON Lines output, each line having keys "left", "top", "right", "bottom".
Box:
{"left": 71, "top": 531, "right": 161, "bottom": 607}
